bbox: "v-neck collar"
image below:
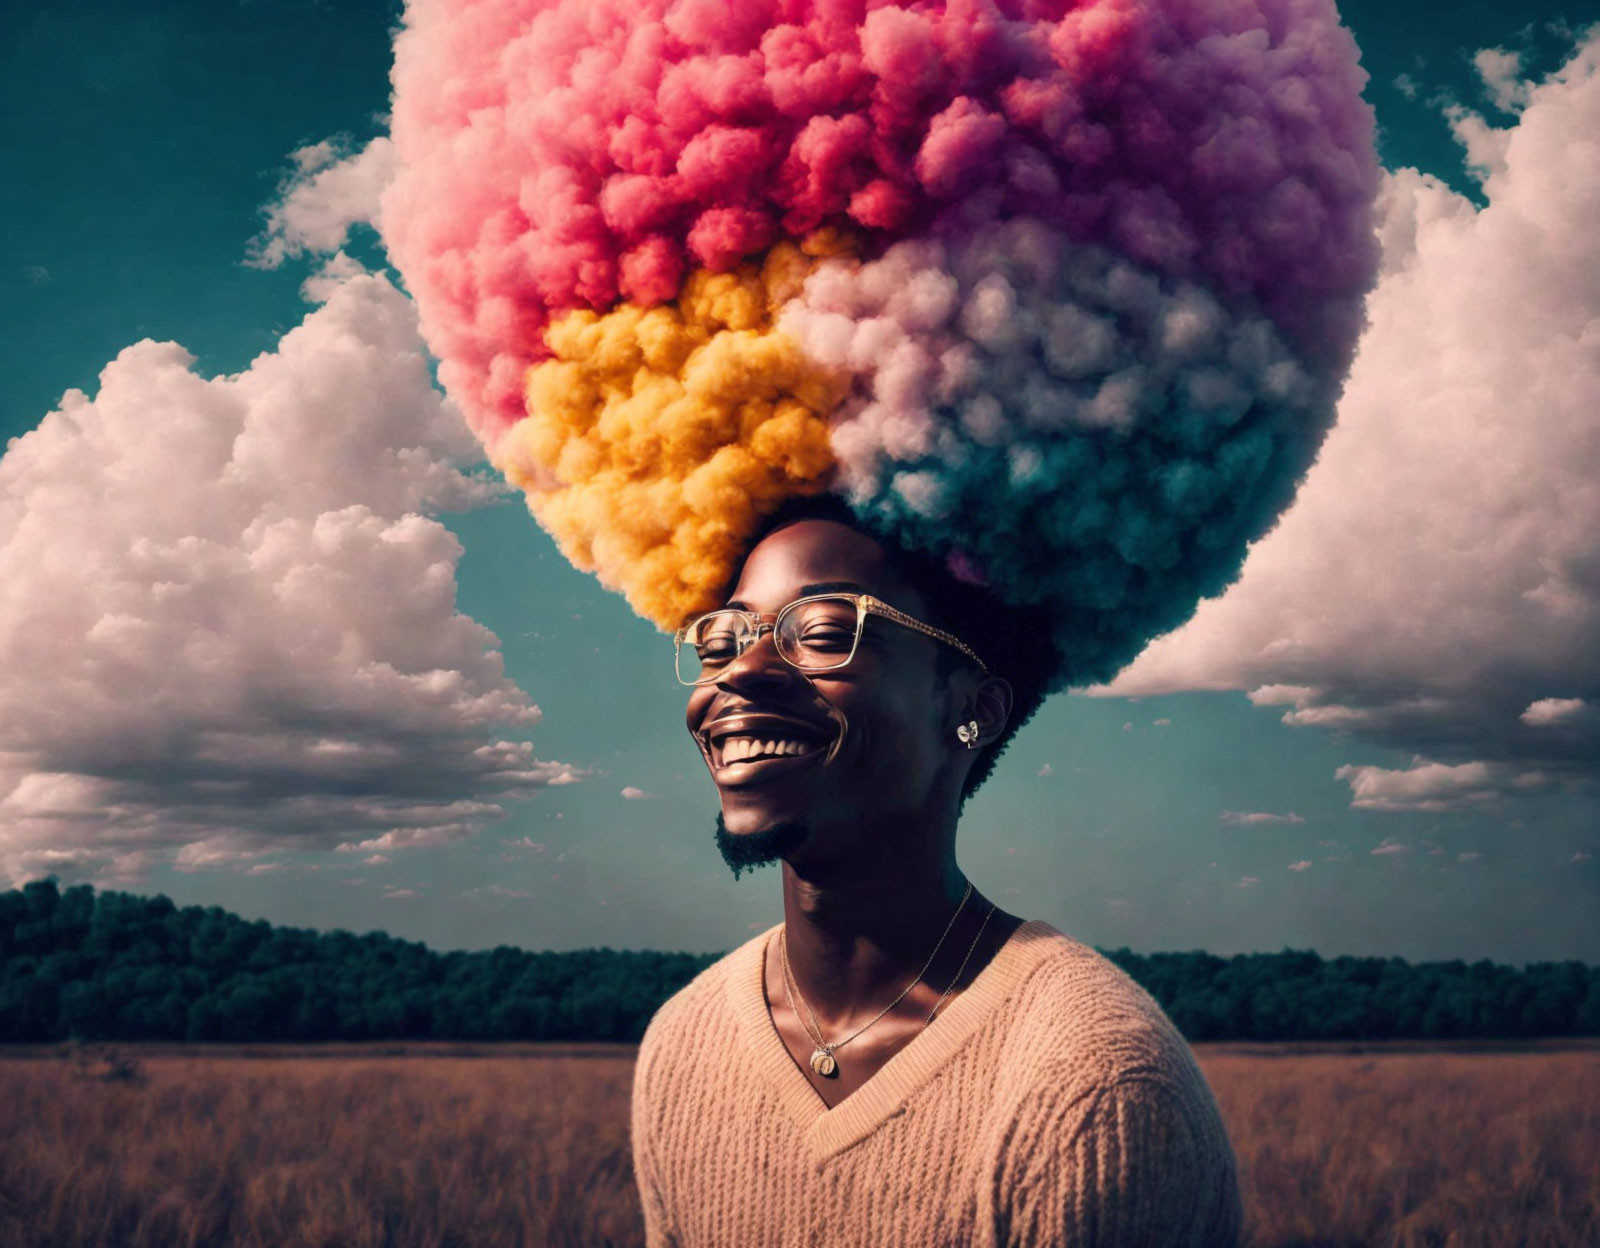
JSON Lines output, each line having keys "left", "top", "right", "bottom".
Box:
{"left": 726, "top": 917, "right": 1062, "bottom": 1163}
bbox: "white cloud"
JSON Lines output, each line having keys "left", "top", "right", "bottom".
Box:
{"left": 1575, "top": 851, "right": 1594, "bottom": 863}
{"left": 620, "top": 786, "right": 651, "bottom": 800}
{"left": 1393, "top": 73, "right": 1420, "bottom": 101}
{"left": 335, "top": 815, "right": 502, "bottom": 854}
{"left": 0, "top": 273, "right": 575, "bottom": 885}
{"left": 1246, "top": 685, "right": 1319, "bottom": 708}
{"left": 1037, "top": 763, "right": 1053, "bottom": 777}
{"left": 1458, "top": 851, "right": 1483, "bottom": 863}
{"left": 1370, "top": 839, "right": 1408, "bottom": 856}
{"left": 1238, "top": 876, "right": 1261, "bottom": 889}
{"left": 1220, "top": 811, "right": 1305, "bottom": 826}
{"left": 1442, "top": 101, "right": 1514, "bottom": 183}
{"left": 1520, "top": 697, "right": 1589, "bottom": 726}
{"left": 1475, "top": 48, "right": 1530, "bottom": 113}
{"left": 1102, "top": 33, "right": 1600, "bottom": 798}
{"left": 250, "top": 137, "right": 396, "bottom": 268}
{"left": 1288, "top": 860, "right": 1312, "bottom": 872}
{"left": 1336, "top": 759, "right": 1504, "bottom": 813}
{"left": 300, "top": 250, "right": 372, "bottom": 304}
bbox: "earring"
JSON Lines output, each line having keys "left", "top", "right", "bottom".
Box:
{"left": 955, "top": 720, "right": 980, "bottom": 749}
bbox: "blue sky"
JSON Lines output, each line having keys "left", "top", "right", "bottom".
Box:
{"left": 2, "top": 0, "right": 1596, "bottom": 962}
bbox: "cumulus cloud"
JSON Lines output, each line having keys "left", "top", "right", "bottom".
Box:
{"left": 385, "top": 0, "right": 1376, "bottom": 447}
{"left": 251, "top": 137, "right": 395, "bottom": 268}
{"left": 300, "top": 251, "right": 372, "bottom": 305}
{"left": 1106, "top": 32, "right": 1600, "bottom": 801}
{"left": 1288, "top": 860, "right": 1312, "bottom": 872}
{"left": 1336, "top": 760, "right": 1506, "bottom": 813}
{"left": 1220, "top": 810, "right": 1305, "bottom": 826}
{"left": 0, "top": 272, "right": 575, "bottom": 886}
{"left": 1370, "top": 839, "right": 1407, "bottom": 856}
{"left": 781, "top": 220, "right": 1344, "bottom": 688}
{"left": 1475, "top": 48, "right": 1530, "bottom": 113}
{"left": 620, "top": 786, "right": 651, "bottom": 800}
{"left": 1521, "top": 697, "right": 1590, "bottom": 726}
{"left": 382, "top": 0, "right": 1378, "bottom": 671}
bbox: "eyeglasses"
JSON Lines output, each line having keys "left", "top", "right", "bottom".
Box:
{"left": 675, "top": 593, "right": 987, "bottom": 686}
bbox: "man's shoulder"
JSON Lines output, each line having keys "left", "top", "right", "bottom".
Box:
{"left": 1010, "top": 921, "right": 1174, "bottom": 1025}
{"left": 997, "top": 927, "right": 1242, "bottom": 1245}
{"left": 638, "top": 924, "right": 772, "bottom": 1062}
{"left": 1003, "top": 922, "right": 1203, "bottom": 1089}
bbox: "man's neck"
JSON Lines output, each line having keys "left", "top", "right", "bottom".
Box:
{"left": 775, "top": 833, "right": 980, "bottom": 1028}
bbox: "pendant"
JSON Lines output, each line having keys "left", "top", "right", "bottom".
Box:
{"left": 809, "top": 1048, "right": 838, "bottom": 1077}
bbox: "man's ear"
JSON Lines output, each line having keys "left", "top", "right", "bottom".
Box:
{"left": 968, "top": 675, "right": 1012, "bottom": 750}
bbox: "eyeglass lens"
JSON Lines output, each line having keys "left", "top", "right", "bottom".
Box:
{"left": 677, "top": 596, "right": 860, "bottom": 684}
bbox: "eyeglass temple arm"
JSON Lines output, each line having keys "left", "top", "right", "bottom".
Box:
{"left": 859, "top": 595, "right": 988, "bottom": 673}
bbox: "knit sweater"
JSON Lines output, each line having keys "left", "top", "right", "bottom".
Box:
{"left": 631, "top": 919, "right": 1241, "bottom": 1247}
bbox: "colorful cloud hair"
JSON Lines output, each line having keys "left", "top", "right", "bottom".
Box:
{"left": 383, "top": 0, "right": 1380, "bottom": 690}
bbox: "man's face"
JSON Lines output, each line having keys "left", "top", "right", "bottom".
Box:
{"left": 685, "top": 519, "right": 965, "bottom": 875}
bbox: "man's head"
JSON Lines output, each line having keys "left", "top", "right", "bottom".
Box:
{"left": 685, "top": 497, "right": 1058, "bottom": 879}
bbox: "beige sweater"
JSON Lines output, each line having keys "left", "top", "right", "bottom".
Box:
{"left": 631, "top": 919, "right": 1240, "bottom": 1247}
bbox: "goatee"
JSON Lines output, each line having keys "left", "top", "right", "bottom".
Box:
{"left": 714, "top": 812, "right": 808, "bottom": 880}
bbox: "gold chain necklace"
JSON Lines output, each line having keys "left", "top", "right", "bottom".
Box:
{"left": 778, "top": 882, "right": 984, "bottom": 1078}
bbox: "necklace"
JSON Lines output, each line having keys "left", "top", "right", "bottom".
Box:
{"left": 924, "top": 900, "right": 995, "bottom": 1025}
{"left": 779, "top": 881, "right": 978, "bottom": 1078}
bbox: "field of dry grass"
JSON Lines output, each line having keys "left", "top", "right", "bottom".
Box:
{"left": 1204, "top": 1044, "right": 1600, "bottom": 1248}
{"left": 0, "top": 1046, "right": 641, "bottom": 1248}
{"left": 2, "top": 1042, "right": 1595, "bottom": 1247}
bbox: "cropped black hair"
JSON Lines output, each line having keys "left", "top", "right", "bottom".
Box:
{"left": 729, "top": 494, "right": 1062, "bottom": 802}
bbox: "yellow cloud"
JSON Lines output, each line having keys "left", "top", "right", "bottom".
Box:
{"left": 499, "top": 242, "right": 846, "bottom": 629}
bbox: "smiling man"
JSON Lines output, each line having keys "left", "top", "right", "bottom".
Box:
{"left": 630, "top": 498, "right": 1242, "bottom": 1248}
{"left": 377, "top": 0, "right": 1378, "bottom": 1240}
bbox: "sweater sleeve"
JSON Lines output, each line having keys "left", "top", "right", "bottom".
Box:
{"left": 991, "top": 1067, "right": 1242, "bottom": 1248}
{"left": 630, "top": 1024, "right": 680, "bottom": 1248}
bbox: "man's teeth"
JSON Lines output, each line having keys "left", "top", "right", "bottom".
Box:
{"left": 720, "top": 736, "right": 817, "bottom": 763}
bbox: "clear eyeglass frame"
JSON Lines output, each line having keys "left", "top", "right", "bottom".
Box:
{"left": 674, "top": 592, "right": 988, "bottom": 687}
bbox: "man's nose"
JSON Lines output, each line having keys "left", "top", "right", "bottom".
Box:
{"left": 717, "top": 626, "right": 795, "bottom": 691}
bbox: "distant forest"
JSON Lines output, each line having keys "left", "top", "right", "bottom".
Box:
{"left": 3, "top": 880, "right": 1597, "bottom": 1044}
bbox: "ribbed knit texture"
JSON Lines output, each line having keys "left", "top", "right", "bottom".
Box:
{"left": 632, "top": 920, "right": 1241, "bottom": 1247}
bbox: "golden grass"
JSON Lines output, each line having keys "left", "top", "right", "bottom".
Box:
{"left": 1, "top": 1043, "right": 1595, "bottom": 1247}
{"left": 0, "top": 1048, "right": 641, "bottom": 1248}
{"left": 1203, "top": 1045, "right": 1600, "bottom": 1248}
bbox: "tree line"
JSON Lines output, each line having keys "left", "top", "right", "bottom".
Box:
{"left": 2, "top": 880, "right": 1596, "bottom": 1044}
